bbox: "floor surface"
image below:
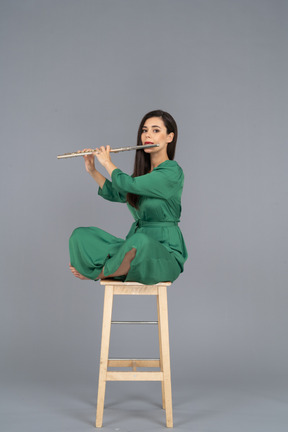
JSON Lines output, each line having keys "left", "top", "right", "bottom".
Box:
{"left": 1, "top": 380, "right": 287, "bottom": 432}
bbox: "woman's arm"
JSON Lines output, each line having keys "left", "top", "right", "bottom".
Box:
{"left": 88, "top": 169, "right": 106, "bottom": 189}
{"left": 111, "top": 162, "right": 184, "bottom": 200}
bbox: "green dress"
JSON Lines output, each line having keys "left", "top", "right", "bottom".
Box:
{"left": 69, "top": 160, "right": 188, "bottom": 285}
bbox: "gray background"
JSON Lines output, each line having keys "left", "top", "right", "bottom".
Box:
{"left": 0, "top": 0, "right": 287, "bottom": 431}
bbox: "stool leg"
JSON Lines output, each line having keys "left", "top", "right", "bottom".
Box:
{"left": 157, "top": 294, "right": 165, "bottom": 410}
{"left": 96, "top": 285, "right": 114, "bottom": 428}
{"left": 158, "top": 286, "right": 173, "bottom": 428}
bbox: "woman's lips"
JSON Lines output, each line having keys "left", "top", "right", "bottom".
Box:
{"left": 144, "top": 141, "right": 154, "bottom": 144}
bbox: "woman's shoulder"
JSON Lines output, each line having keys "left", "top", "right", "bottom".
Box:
{"left": 155, "top": 160, "right": 183, "bottom": 174}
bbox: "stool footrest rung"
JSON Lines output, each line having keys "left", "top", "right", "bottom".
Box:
{"left": 106, "top": 371, "right": 163, "bottom": 381}
{"left": 108, "top": 358, "right": 160, "bottom": 368}
{"left": 111, "top": 320, "right": 158, "bottom": 325}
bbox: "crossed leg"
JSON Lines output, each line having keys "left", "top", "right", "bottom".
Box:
{"left": 69, "top": 248, "right": 137, "bottom": 281}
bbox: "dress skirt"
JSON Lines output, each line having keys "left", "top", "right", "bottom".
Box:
{"left": 69, "top": 224, "right": 183, "bottom": 285}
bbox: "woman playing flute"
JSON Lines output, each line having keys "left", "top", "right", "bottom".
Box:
{"left": 69, "top": 110, "right": 188, "bottom": 284}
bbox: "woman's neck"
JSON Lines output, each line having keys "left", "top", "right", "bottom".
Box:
{"left": 150, "top": 153, "right": 169, "bottom": 170}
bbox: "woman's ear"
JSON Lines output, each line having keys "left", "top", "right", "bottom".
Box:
{"left": 167, "top": 132, "right": 174, "bottom": 143}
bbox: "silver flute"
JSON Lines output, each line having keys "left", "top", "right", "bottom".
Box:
{"left": 57, "top": 144, "right": 159, "bottom": 159}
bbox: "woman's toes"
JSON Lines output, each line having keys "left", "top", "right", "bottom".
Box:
{"left": 69, "top": 264, "right": 88, "bottom": 279}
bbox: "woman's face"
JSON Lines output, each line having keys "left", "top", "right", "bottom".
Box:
{"left": 141, "top": 117, "right": 174, "bottom": 154}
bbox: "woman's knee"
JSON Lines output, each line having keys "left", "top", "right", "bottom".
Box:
{"left": 69, "top": 227, "right": 86, "bottom": 247}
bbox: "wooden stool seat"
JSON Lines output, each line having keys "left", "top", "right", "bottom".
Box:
{"left": 95, "top": 280, "right": 173, "bottom": 428}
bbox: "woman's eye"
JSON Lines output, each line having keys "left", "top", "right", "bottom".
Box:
{"left": 142, "top": 128, "right": 159, "bottom": 133}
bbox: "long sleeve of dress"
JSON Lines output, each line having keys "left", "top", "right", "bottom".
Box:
{"left": 98, "top": 179, "right": 126, "bottom": 203}
{"left": 111, "top": 161, "right": 184, "bottom": 199}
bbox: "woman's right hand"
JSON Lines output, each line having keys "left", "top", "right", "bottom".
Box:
{"left": 82, "top": 148, "right": 97, "bottom": 174}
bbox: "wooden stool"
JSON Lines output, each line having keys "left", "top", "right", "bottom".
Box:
{"left": 95, "top": 280, "right": 173, "bottom": 428}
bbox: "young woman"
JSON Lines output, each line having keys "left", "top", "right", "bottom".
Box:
{"left": 69, "top": 110, "right": 188, "bottom": 285}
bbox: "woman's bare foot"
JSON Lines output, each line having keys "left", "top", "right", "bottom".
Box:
{"left": 69, "top": 263, "right": 90, "bottom": 280}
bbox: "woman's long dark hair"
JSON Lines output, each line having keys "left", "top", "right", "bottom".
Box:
{"left": 127, "top": 110, "right": 178, "bottom": 209}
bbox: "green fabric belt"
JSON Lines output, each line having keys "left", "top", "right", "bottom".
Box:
{"left": 136, "top": 220, "right": 178, "bottom": 228}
